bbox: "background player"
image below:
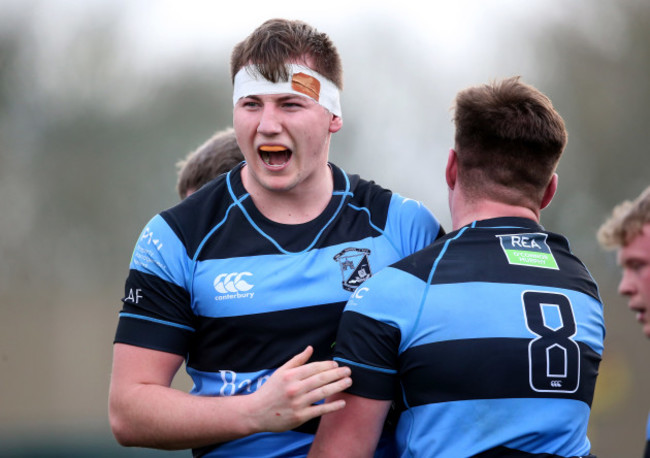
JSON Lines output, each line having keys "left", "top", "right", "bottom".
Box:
{"left": 175, "top": 127, "right": 244, "bottom": 200}
{"left": 309, "top": 76, "right": 605, "bottom": 457}
{"left": 597, "top": 185, "right": 650, "bottom": 457}
{"left": 109, "top": 18, "right": 444, "bottom": 457}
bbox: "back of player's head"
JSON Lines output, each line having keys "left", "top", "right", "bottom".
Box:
{"left": 598, "top": 186, "right": 650, "bottom": 249}
{"left": 230, "top": 18, "right": 343, "bottom": 90}
{"left": 176, "top": 128, "right": 244, "bottom": 200}
{"left": 452, "top": 76, "right": 567, "bottom": 208}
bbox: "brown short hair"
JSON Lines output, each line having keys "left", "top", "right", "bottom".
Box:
{"left": 598, "top": 186, "right": 650, "bottom": 249}
{"left": 452, "top": 76, "right": 568, "bottom": 207}
{"left": 175, "top": 128, "right": 244, "bottom": 200}
{"left": 230, "top": 18, "right": 343, "bottom": 90}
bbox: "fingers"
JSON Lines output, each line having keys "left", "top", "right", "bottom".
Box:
{"left": 252, "top": 352, "right": 353, "bottom": 432}
{"left": 301, "top": 392, "right": 352, "bottom": 423}
{"left": 274, "top": 347, "right": 353, "bottom": 408}
{"left": 307, "top": 396, "right": 347, "bottom": 418}
{"left": 304, "top": 373, "right": 352, "bottom": 408}
{"left": 284, "top": 357, "right": 344, "bottom": 383}
{"left": 277, "top": 363, "right": 352, "bottom": 415}
{"left": 279, "top": 346, "right": 314, "bottom": 370}
{"left": 279, "top": 347, "right": 347, "bottom": 385}
{"left": 300, "top": 364, "right": 351, "bottom": 399}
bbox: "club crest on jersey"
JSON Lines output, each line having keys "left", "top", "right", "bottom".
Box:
{"left": 496, "top": 232, "right": 559, "bottom": 270}
{"left": 334, "top": 247, "right": 372, "bottom": 292}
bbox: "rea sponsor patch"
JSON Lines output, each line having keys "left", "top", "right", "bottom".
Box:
{"left": 496, "top": 232, "right": 559, "bottom": 270}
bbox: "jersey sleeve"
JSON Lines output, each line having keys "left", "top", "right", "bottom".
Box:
{"left": 385, "top": 194, "right": 444, "bottom": 258}
{"left": 114, "top": 214, "right": 196, "bottom": 356}
{"left": 334, "top": 311, "right": 400, "bottom": 400}
{"left": 333, "top": 267, "right": 421, "bottom": 400}
{"left": 645, "top": 412, "right": 650, "bottom": 458}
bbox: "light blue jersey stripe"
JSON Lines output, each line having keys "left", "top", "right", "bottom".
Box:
{"left": 129, "top": 214, "right": 191, "bottom": 289}
{"left": 334, "top": 357, "right": 398, "bottom": 374}
{"left": 398, "top": 398, "right": 592, "bottom": 458}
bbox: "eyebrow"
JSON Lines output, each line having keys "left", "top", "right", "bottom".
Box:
{"left": 620, "top": 253, "right": 649, "bottom": 266}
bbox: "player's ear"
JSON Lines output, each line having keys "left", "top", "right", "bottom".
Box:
{"left": 329, "top": 114, "right": 342, "bottom": 133}
{"left": 445, "top": 149, "right": 458, "bottom": 190}
{"left": 540, "top": 173, "right": 558, "bottom": 210}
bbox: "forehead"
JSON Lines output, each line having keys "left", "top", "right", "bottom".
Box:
{"left": 618, "top": 224, "right": 650, "bottom": 264}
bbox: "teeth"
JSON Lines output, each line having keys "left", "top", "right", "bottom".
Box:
{"left": 259, "top": 145, "right": 289, "bottom": 166}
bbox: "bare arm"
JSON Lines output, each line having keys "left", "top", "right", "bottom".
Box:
{"left": 308, "top": 392, "right": 391, "bottom": 458}
{"left": 108, "top": 343, "right": 352, "bottom": 450}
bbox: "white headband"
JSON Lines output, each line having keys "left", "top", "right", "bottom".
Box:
{"left": 232, "top": 64, "right": 342, "bottom": 117}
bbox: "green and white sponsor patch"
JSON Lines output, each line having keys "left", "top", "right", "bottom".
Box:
{"left": 496, "top": 232, "right": 559, "bottom": 269}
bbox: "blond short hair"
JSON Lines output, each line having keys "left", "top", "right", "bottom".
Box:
{"left": 597, "top": 186, "right": 650, "bottom": 249}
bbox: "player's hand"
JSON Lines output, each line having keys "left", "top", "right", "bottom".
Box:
{"left": 249, "top": 346, "right": 352, "bottom": 433}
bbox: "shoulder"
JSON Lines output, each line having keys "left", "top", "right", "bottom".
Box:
{"left": 346, "top": 172, "right": 393, "bottom": 208}
{"left": 159, "top": 173, "right": 236, "bottom": 258}
{"left": 388, "top": 193, "right": 437, "bottom": 223}
{"left": 345, "top": 171, "right": 438, "bottom": 228}
{"left": 391, "top": 239, "right": 445, "bottom": 280}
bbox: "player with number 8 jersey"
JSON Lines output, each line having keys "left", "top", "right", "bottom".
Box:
{"left": 309, "top": 77, "right": 605, "bottom": 458}
{"left": 330, "top": 217, "right": 604, "bottom": 456}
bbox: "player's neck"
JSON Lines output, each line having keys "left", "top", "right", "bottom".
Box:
{"left": 246, "top": 166, "right": 334, "bottom": 225}
{"left": 452, "top": 199, "right": 541, "bottom": 230}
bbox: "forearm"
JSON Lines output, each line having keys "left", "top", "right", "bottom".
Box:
{"left": 109, "top": 382, "right": 260, "bottom": 450}
{"left": 309, "top": 393, "right": 390, "bottom": 458}
{"left": 109, "top": 344, "right": 351, "bottom": 450}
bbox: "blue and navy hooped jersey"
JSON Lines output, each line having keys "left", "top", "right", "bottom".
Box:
{"left": 643, "top": 415, "right": 650, "bottom": 458}
{"left": 115, "top": 162, "right": 443, "bottom": 457}
{"left": 334, "top": 217, "right": 605, "bottom": 458}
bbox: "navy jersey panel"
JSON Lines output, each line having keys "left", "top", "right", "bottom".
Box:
{"left": 334, "top": 217, "right": 605, "bottom": 458}
{"left": 395, "top": 217, "right": 600, "bottom": 302}
{"left": 114, "top": 163, "right": 442, "bottom": 457}
{"left": 334, "top": 311, "right": 402, "bottom": 400}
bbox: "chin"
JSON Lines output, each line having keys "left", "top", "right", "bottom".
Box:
{"left": 261, "top": 179, "right": 297, "bottom": 193}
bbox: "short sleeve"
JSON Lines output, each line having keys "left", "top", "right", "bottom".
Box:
{"left": 114, "top": 214, "right": 195, "bottom": 355}
{"left": 386, "top": 194, "right": 444, "bottom": 257}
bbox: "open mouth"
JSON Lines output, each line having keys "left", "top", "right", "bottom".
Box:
{"left": 259, "top": 145, "right": 292, "bottom": 168}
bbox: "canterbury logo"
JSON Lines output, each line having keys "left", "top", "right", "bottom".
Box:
{"left": 214, "top": 272, "right": 254, "bottom": 294}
